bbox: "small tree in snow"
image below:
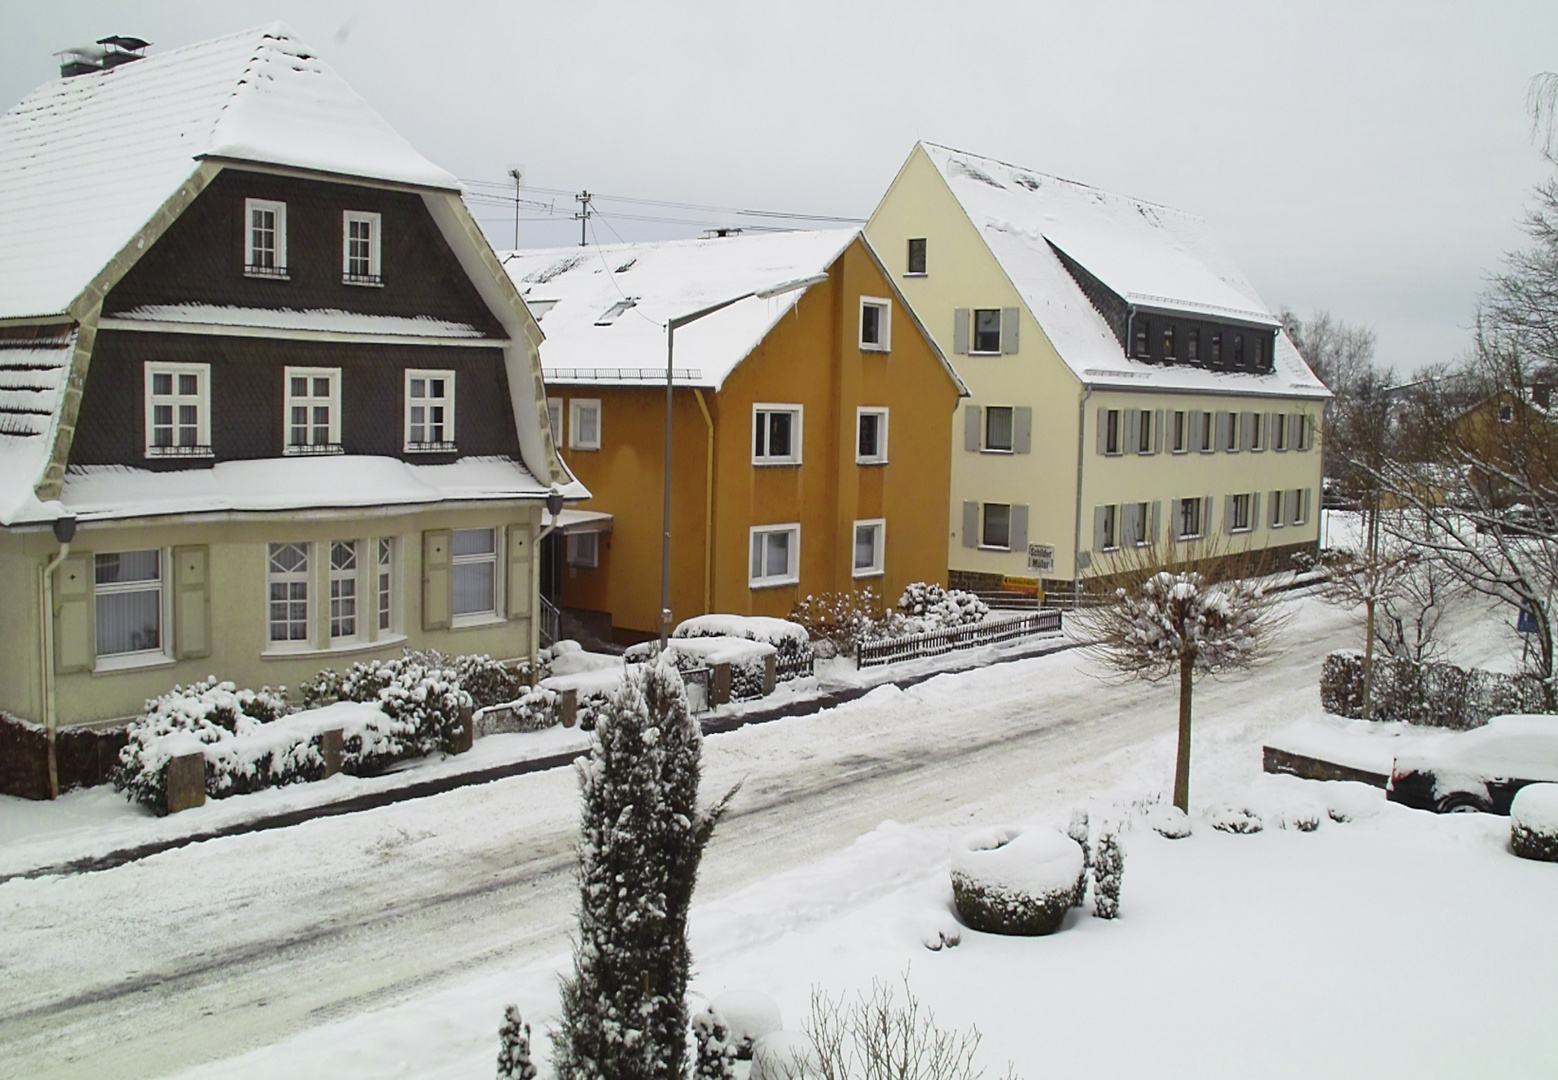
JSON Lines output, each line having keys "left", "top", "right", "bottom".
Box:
{"left": 1066, "top": 808, "right": 1090, "bottom": 908}
{"left": 1090, "top": 826, "right": 1123, "bottom": 920}
{"left": 497, "top": 1005, "right": 537, "bottom": 1080}
{"left": 1081, "top": 565, "right": 1284, "bottom": 812}
{"left": 552, "top": 657, "right": 735, "bottom": 1080}
{"left": 691, "top": 1004, "right": 737, "bottom": 1080}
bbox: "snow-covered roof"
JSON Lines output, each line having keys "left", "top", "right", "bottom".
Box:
{"left": 51, "top": 455, "right": 587, "bottom": 525}
{"left": 107, "top": 304, "right": 488, "bottom": 340}
{"left": 499, "top": 230, "right": 858, "bottom": 390}
{"left": 0, "top": 331, "right": 74, "bottom": 525}
{"left": 919, "top": 143, "right": 1328, "bottom": 399}
{"left": 0, "top": 23, "right": 459, "bottom": 322}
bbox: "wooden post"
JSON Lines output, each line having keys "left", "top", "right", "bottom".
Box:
{"left": 710, "top": 662, "right": 732, "bottom": 706}
{"left": 320, "top": 728, "right": 343, "bottom": 777}
{"left": 763, "top": 654, "right": 777, "bottom": 697}
{"left": 560, "top": 688, "right": 578, "bottom": 728}
{"left": 165, "top": 751, "right": 206, "bottom": 815}
{"left": 449, "top": 706, "right": 474, "bottom": 754}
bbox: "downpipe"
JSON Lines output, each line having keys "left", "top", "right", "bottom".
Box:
{"left": 39, "top": 516, "right": 76, "bottom": 800}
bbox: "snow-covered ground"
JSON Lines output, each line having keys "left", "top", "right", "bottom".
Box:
{"left": 2, "top": 591, "right": 1553, "bottom": 1080}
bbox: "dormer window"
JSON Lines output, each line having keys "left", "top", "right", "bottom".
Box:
{"left": 1187, "top": 328, "right": 1200, "bottom": 362}
{"left": 405, "top": 369, "right": 456, "bottom": 451}
{"left": 244, "top": 198, "right": 288, "bottom": 278}
{"left": 342, "top": 211, "right": 382, "bottom": 285}
{"left": 595, "top": 298, "right": 637, "bottom": 325}
{"left": 1210, "top": 332, "right": 1223, "bottom": 364}
{"left": 1133, "top": 319, "right": 1149, "bottom": 358}
{"left": 285, "top": 367, "right": 342, "bottom": 454}
{"left": 1233, "top": 334, "right": 1246, "bottom": 368}
{"left": 1162, "top": 324, "right": 1175, "bottom": 360}
{"left": 144, "top": 362, "right": 212, "bottom": 458}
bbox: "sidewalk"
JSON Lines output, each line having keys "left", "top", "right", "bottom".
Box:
{"left": 0, "top": 631, "right": 1078, "bottom": 883}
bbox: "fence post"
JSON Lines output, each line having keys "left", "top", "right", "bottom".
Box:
{"left": 449, "top": 706, "right": 475, "bottom": 754}
{"left": 320, "top": 728, "right": 343, "bottom": 777}
{"left": 165, "top": 751, "right": 206, "bottom": 815}
{"left": 762, "top": 654, "right": 777, "bottom": 696}
{"left": 710, "top": 662, "right": 732, "bottom": 706}
{"left": 560, "top": 688, "right": 578, "bottom": 728}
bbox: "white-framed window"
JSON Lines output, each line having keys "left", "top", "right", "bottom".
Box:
{"left": 749, "top": 523, "right": 800, "bottom": 588}
{"left": 567, "top": 531, "right": 600, "bottom": 568}
{"left": 1199, "top": 411, "right": 1215, "bottom": 453}
{"left": 267, "top": 542, "right": 310, "bottom": 645}
{"left": 1130, "top": 501, "right": 1151, "bottom": 547}
{"left": 342, "top": 210, "right": 382, "bottom": 285}
{"left": 547, "top": 397, "right": 563, "bottom": 447}
{"left": 144, "top": 362, "right": 211, "bottom": 457}
{"left": 1269, "top": 490, "right": 1286, "bottom": 528}
{"left": 1230, "top": 493, "right": 1253, "bottom": 532}
{"left": 859, "top": 297, "right": 891, "bottom": 352}
{"left": 1224, "top": 411, "right": 1239, "bottom": 452}
{"left": 569, "top": 398, "right": 602, "bottom": 451}
{"left": 1290, "top": 488, "right": 1311, "bottom": 526}
{"left": 1272, "top": 412, "right": 1288, "bottom": 451}
{"left": 1099, "top": 504, "right": 1119, "bottom": 552}
{"left": 329, "top": 540, "right": 359, "bottom": 640}
{"left": 852, "top": 519, "right": 885, "bottom": 577}
{"left": 1498, "top": 402, "right": 1515, "bottom": 424}
{"left": 94, "top": 550, "right": 162, "bottom": 661}
{"left": 1249, "top": 412, "right": 1265, "bottom": 451}
{"left": 753, "top": 404, "right": 802, "bottom": 465}
{"left": 1177, "top": 498, "right": 1204, "bottom": 540}
{"left": 1172, "top": 410, "right": 1188, "bottom": 453}
{"left": 284, "top": 367, "right": 341, "bottom": 454}
{"left": 1136, "top": 410, "right": 1153, "bottom": 454}
{"left": 907, "top": 238, "right": 927, "bottom": 275}
{"left": 856, "top": 407, "right": 888, "bottom": 464}
{"left": 972, "top": 308, "right": 1003, "bottom": 354}
{"left": 377, "top": 537, "right": 395, "bottom": 632}
{"left": 982, "top": 503, "right": 1011, "bottom": 549}
{"left": 451, "top": 527, "right": 498, "bottom": 618}
{"left": 244, "top": 198, "right": 288, "bottom": 278}
{"left": 1103, "top": 409, "right": 1122, "bottom": 456}
{"left": 985, "top": 406, "right": 1015, "bottom": 453}
{"left": 1296, "top": 414, "right": 1314, "bottom": 451}
{"left": 405, "top": 369, "right": 455, "bottom": 451}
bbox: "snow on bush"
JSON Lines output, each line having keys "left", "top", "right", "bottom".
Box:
{"left": 1143, "top": 802, "right": 1192, "bottom": 839}
{"left": 497, "top": 1004, "right": 537, "bottom": 1080}
{"left": 629, "top": 638, "right": 777, "bottom": 701}
{"left": 915, "top": 907, "right": 963, "bottom": 951}
{"left": 691, "top": 1004, "right": 737, "bottom": 1080}
{"left": 1511, "top": 783, "right": 1558, "bottom": 861}
{"left": 302, "top": 654, "right": 472, "bottom": 770}
{"left": 1320, "top": 649, "right": 1549, "bottom": 729}
{"left": 1208, "top": 804, "right": 1264, "bottom": 834}
{"left": 710, "top": 989, "right": 783, "bottom": 1060}
{"left": 897, "top": 582, "right": 989, "bottom": 628}
{"left": 1090, "top": 825, "right": 1124, "bottom": 919}
{"left": 789, "top": 588, "right": 888, "bottom": 654}
{"left": 474, "top": 684, "right": 561, "bottom": 737}
{"left": 950, "top": 825, "right": 1083, "bottom": 936}
{"left": 797, "top": 977, "right": 1014, "bottom": 1080}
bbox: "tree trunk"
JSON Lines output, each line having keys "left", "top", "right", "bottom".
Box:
{"left": 1363, "top": 596, "right": 1376, "bottom": 720}
{"left": 1174, "top": 653, "right": 1194, "bottom": 812}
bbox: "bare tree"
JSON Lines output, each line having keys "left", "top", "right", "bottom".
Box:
{"left": 1280, "top": 309, "right": 1378, "bottom": 397}
{"left": 1377, "top": 538, "right": 1460, "bottom": 664}
{"left": 1530, "top": 71, "right": 1558, "bottom": 163}
{"left": 1079, "top": 558, "right": 1285, "bottom": 812}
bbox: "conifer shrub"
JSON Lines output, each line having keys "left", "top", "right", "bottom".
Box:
{"left": 497, "top": 1005, "right": 537, "bottom": 1080}
{"left": 1067, "top": 809, "right": 1091, "bottom": 908}
{"left": 691, "top": 1004, "right": 737, "bottom": 1080}
{"left": 1090, "top": 825, "right": 1124, "bottom": 919}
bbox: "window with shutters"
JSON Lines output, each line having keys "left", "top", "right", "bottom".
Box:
{"left": 1103, "top": 409, "right": 1121, "bottom": 455}
{"left": 329, "top": 540, "right": 358, "bottom": 640}
{"left": 856, "top": 407, "right": 888, "bottom": 464}
{"left": 1230, "top": 493, "right": 1253, "bottom": 532}
{"left": 859, "top": 297, "right": 891, "bottom": 351}
{"left": 982, "top": 503, "right": 1011, "bottom": 549}
{"left": 1172, "top": 411, "right": 1187, "bottom": 453}
{"left": 94, "top": 550, "right": 163, "bottom": 662}
{"left": 852, "top": 519, "right": 885, "bottom": 577}
{"left": 284, "top": 367, "right": 342, "bottom": 454}
{"left": 144, "top": 362, "right": 212, "bottom": 458}
{"left": 547, "top": 397, "right": 563, "bottom": 446}
{"left": 1133, "top": 320, "right": 1150, "bottom": 358}
{"left": 1296, "top": 414, "right": 1313, "bottom": 450}
{"left": 1249, "top": 413, "right": 1264, "bottom": 451}
{"left": 1137, "top": 410, "right": 1153, "bottom": 454}
{"left": 1162, "top": 325, "right": 1176, "bottom": 360}
{"left": 1272, "top": 413, "right": 1287, "bottom": 451}
{"left": 567, "top": 531, "right": 600, "bottom": 568}
{"left": 342, "top": 210, "right": 382, "bottom": 285}
{"left": 1177, "top": 498, "right": 1204, "bottom": 540}
{"left": 452, "top": 528, "right": 498, "bottom": 618}
{"left": 267, "top": 542, "right": 310, "bottom": 645}
{"left": 1290, "top": 488, "right": 1310, "bottom": 525}
{"left": 906, "top": 238, "right": 927, "bottom": 275}
{"left": 1099, "top": 505, "right": 1119, "bottom": 552}
{"left": 405, "top": 369, "right": 456, "bottom": 451}
{"left": 972, "top": 309, "right": 1002, "bottom": 353}
{"left": 750, "top": 523, "right": 800, "bottom": 587}
{"left": 985, "top": 406, "right": 1015, "bottom": 453}
{"left": 1224, "top": 412, "right": 1239, "bottom": 452}
{"left": 570, "top": 399, "right": 602, "bottom": 450}
{"left": 1269, "top": 491, "right": 1285, "bottom": 528}
{"left": 378, "top": 537, "right": 395, "bottom": 632}
{"left": 753, "top": 404, "right": 802, "bottom": 464}
{"left": 1187, "top": 328, "right": 1200, "bottom": 362}
{"left": 244, "top": 198, "right": 288, "bottom": 278}
{"left": 1130, "top": 502, "right": 1151, "bottom": 546}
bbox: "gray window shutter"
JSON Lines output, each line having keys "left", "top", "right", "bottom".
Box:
{"left": 1013, "top": 406, "right": 1032, "bottom": 454}
{"left": 1203, "top": 495, "right": 1214, "bottom": 536}
{"left": 507, "top": 525, "right": 532, "bottom": 619}
{"left": 1241, "top": 412, "right": 1255, "bottom": 451}
{"left": 1121, "top": 502, "right": 1138, "bottom": 546}
{"left": 1010, "top": 504, "right": 1029, "bottom": 552}
{"left": 1150, "top": 500, "right": 1161, "bottom": 544}
{"left": 1093, "top": 505, "right": 1108, "bottom": 553}
{"left": 1302, "top": 488, "right": 1312, "bottom": 523}
{"left": 52, "top": 552, "right": 93, "bottom": 675}
{"left": 953, "top": 308, "right": 970, "bottom": 355}
{"left": 422, "top": 529, "right": 451, "bottom": 631}
{"left": 1096, "top": 407, "right": 1108, "bottom": 455}
{"left": 1125, "top": 409, "right": 1139, "bottom": 454}
{"left": 962, "top": 501, "right": 978, "bottom": 548}
{"left": 964, "top": 405, "right": 982, "bottom": 452}
{"left": 1153, "top": 410, "right": 1164, "bottom": 454}
{"left": 173, "top": 545, "right": 211, "bottom": 660}
{"left": 1190, "top": 411, "right": 1203, "bottom": 451}
{"left": 1294, "top": 412, "right": 1307, "bottom": 450}
{"left": 1000, "top": 308, "right": 1019, "bottom": 354}
{"left": 1216, "top": 412, "right": 1230, "bottom": 452}
{"left": 1224, "top": 494, "right": 1235, "bottom": 535}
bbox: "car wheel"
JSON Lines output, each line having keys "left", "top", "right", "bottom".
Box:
{"left": 1436, "top": 792, "right": 1492, "bottom": 814}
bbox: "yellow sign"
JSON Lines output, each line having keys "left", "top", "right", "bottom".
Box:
{"left": 1000, "top": 575, "right": 1040, "bottom": 596}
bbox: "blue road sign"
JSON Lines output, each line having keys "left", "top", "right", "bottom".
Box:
{"left": 1518, "top": 606, "right": 1539, "bottom": 634}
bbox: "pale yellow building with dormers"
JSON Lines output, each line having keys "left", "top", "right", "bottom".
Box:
{"left": 865, "top": 143, "right": 1329, "bottom": 596}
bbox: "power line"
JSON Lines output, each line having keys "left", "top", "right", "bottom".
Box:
{"left": 459, "top": 176, "right": 864, "bottom": 225}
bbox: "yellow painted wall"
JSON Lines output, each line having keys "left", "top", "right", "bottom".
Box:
{"left": 0, "top": 503, "right": 540, "bottom": 726}
{"left": 551, "top": 236, "right": 960, "bottom": 635}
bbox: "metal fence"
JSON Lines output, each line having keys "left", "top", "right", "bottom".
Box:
{"left": 854, "top": 610, "right": 1063, "bottom": 669}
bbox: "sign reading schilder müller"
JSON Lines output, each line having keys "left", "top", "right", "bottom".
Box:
{"left": 1027, "top": 543, "right": 1054, "bottom": 573}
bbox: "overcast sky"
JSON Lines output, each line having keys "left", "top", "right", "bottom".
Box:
{"left": 5, "top": 2, "right": 1555, "bottom": 375}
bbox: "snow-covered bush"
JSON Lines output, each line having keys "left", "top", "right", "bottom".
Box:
{"left": 1208, "top": 804, "right": 1264, "bottom": 834}
{"left": 790, "top": 588, "right": 889, "bottom": 653}
{"left": 1090, "top": 825, "right": 1123, "bottom": 919}
{"left": 897, "top": 582, "right": 989, "bottom": 629}
{"left": 691, "top": 1005, "right": 737, "bottom": 1080}
{"left": 1320, "top": 650, "right": 1549, "bottom": 728}
{"left": 631, "top": 638, "right": 776, "bottom": 701}
{"left": 1067, "top": 809, "right": 1090, "bottom": 907}
{"left": 710, "top": 989, "right": 782, "bottom": 1060}
{"left": 112, "top": 678, "right": 291, "bottom": 809}
{"left": 798, "top": 977, "right": 1011, "bottom": 1080}
{"left": 1511, "top": 783, "right": 1558, "bottom": 861}
{"left": 474, "top": 684, "right": 561, "bottom": 736}
{"left": 435, "top": 651, "right": 525, "bottom": 710}
{"left": 497, "top": 1004, "right": 537, "bottom": 1080}
{"left": 1143, "top": 802, "right": 1192, "bottom": 839}
{"left": 302, "top": 654, "right": 472, "bottom": 770}
{"left": 950, "top": 825, "right": 1083, "bottom": 936}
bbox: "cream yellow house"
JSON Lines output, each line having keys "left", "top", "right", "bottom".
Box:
{"left": 865, "top": 143, "right": 1330, "bottom": 596}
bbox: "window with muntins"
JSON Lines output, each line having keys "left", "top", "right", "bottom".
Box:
{"left": 405, "top": 370, "right": 455, "bottom": 451}
{"left": 570, "top": 399, "right": 601, "bottom": 450}
{"left": 268, "top": 543, "right": 310, "bottom": 644}
{"left": 985, "top": 406, "right": 1015, "bottom": 452}
{"left": 567, "top": 531, "right": 600, "bottom": 568}
{"left": 95, "top": 551, "right": 161, "bottom": 659}
{"left": 859, "top": 297, "right": 891, "bottom": 351}
{"left": 377, "top": 537, "right": 395, "bottom": 632}
{"left": 982, "top": 503, "right": 1011, "bottom": 549}
{"left": 285, "top": 367, "right": 341, "bottom": 454}
{"left": 973, "top": 309, "right": 1002, "bottom": 353}
{"left": 451, "top": 528, "right": 497, "bottom": 617}
{"left": 1178, "top": 498, "right": 1204, "bottom": 540}
{"left": 1210, "top": 333, "right": 1222, "bottom": 364}
{"left": 853, "top": 519, "right": 885, "bottom": 577}
{"left": 145, "top": 362, "right": 211, "bottom": 457}
{"left": 753, "top": 405, "right": 802, "bottom": 464}
{"left": 329, "top": 540, "right": 358, "bottom": 639}
{"left": 907, "top": 238, "right": 927, "bottom": 275}
{"left": 342, "top": 211, "right": 382, "bottom": 285}
{"left": 244, "top": 198, "right": 287, "bottom": 277}
{"left": 1233, "top": 334, "right": 1246, "bottom": 367}
{"left": 1231, "top": 493, "right": 1252, "bottom": 532}
{"left": 857, "top": 408, "right": 888, "bottom": 464}
{"left": 750, "top": 524, "right": 799, "bottom": 587}
{"left": 1100, "top": 504, "right": 1118, "bottom": 551}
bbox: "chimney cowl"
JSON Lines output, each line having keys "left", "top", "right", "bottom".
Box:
{"left": 56, "top": 35, "right": 149, "bottom": 78}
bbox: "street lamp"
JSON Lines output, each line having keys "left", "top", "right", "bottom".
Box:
{"left": 659, "top": 273, "right": 828, "bottom": 649}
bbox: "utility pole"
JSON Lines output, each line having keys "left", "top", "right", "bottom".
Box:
{"left": 574, "top": 190, "right": 593, "bottom": 247}
{"left": 508, "top": 168, "right": 523, "bottom": 249}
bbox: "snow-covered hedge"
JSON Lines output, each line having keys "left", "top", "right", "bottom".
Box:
{"left": 301, "top": 654, "right": 472, "bottom": 769}
{"left": 1320, "top": 650, "right": 1550, "bottom": 729}
{"left": 475, "top": 684, "right": 561, "bottom": 737}
{"left": 897, "top": 582, "right": 989, "bottom": 629}
{"left": 950, "top": 825, "right": 1084, "bottom": 936}
{"left": 674, "top": 614, "right": 811, "bottom": 665}
{"left": 1511, "top": 783, "right": 1558, "bottom": 862}
{"left": 627, "top": 637, "right": 776, "bottom": 700}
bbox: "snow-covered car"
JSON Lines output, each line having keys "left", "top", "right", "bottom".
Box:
{"left": 1387, "top": 715, "right": 1558, "bottom": 814}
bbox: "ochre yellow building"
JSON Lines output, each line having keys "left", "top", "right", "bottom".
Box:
{"left": 502, "top": 230, "right": 966, "bottom": 640}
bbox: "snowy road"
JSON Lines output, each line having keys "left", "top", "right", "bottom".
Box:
{"left": 0, "top": 596, "right": 1355, "bottom": 1080}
